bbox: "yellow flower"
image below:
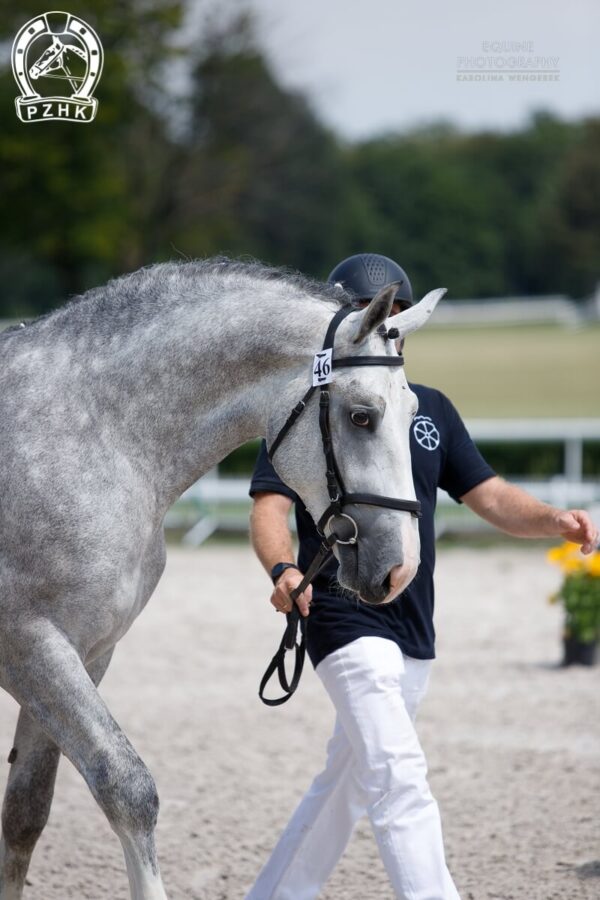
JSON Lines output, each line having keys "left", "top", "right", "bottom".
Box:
{"left": 547, "top": 542, "right": 586, "bottom": 573}
{"left": 584, "top": 552, "right": 600, "bottom": 577}
{"left": 546, "top": 547, "right": 563, "bottom": 563}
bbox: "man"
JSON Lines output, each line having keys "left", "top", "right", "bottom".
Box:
{"left": 246, "top": 253, "right": 598, "bottom": 900}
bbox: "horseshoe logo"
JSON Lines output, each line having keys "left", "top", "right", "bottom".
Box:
{"left": 413, "top": 416, "right": 440, "bottom": 451}
{"left": 12, "top": 11, "right": 103, "bottom": 123}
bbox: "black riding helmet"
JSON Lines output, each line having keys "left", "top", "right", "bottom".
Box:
{"left": 327, "top": 253, "right": 413, "bottom": 310}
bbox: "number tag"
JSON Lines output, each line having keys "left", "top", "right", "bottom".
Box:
{"left": 312, "top": 349, "right": 333, "bottom": 386}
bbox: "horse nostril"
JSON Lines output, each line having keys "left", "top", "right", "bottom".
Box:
{"left": 385, "top": 564, "right": 408, "bottom": 600}
{"left": 382, "top": 573, "right": 391, "bottom": 594}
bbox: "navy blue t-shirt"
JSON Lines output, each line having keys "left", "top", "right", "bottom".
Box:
{"left": 250, "top": 384, "right": 495, "bottom": 667}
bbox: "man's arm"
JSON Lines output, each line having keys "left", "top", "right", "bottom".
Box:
{"left": 250, "top": 492, "right": 313, "bottom": 616}
{"left": 461, "top": 476, "right": 599, "bottom": 554}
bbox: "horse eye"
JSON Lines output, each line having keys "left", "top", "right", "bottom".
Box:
{"left": 350, "top": 410, "right": 370, "bottom": 428}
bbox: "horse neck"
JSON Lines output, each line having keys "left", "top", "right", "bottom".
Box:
{"left": 78, "top": 282, "right": 335, "bottom": 510}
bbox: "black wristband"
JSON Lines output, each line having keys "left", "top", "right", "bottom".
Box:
{"left": 270, "top": 562, "right": 300, "bottom": 585}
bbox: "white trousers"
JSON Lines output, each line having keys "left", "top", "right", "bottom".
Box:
{"left": 246, "top": 636, "right": 460, "bottom": 900}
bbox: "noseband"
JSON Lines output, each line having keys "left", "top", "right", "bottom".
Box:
{"left": 259, "top": 304, "right": 421, "bottom": 706}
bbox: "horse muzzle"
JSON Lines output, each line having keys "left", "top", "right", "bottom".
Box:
{"left": 335, "top": 507, "right": 420, "bottom": 605}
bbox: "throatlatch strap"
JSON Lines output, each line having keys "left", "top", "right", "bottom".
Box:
{"left": 267, "top": 384, "right": 316, "bottom": 461}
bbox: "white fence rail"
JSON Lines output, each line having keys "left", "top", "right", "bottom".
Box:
{"left": 168, "top": 419, "right": 600, "bottom": 544}
{"left": 429, "top": 294, "right": 599, "bottom": 327}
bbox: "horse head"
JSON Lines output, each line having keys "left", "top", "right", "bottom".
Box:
{"left": 267, "top": 284, "right": 445, "bottom": 605}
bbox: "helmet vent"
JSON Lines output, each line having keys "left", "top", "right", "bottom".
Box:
{"left": 363, "top": 255, "right": 386, "bottom": 284}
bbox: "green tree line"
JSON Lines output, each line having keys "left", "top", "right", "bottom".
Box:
{"left": 1, "top": 2, "right": 598, "bottom": 317}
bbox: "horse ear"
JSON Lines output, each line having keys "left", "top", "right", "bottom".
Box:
{"left": 387, "top": 288, "right": 446, "bottom": 338}
{"left": 352, "top": 282, "right": 401, "bottom": 345}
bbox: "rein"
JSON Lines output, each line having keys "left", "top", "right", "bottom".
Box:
{"left": 259, "top": 305, "right": 421, "bottom": 706}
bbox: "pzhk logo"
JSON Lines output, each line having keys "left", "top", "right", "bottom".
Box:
{"left": 413, "top": 416, "right": 440, "bottom": 451}
{"left": 12, "top": 11, "right": 103, "bottom": 123}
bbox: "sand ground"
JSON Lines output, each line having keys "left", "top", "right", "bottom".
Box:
{"left": 0, "top": 544, "right": 598, "bottom": 899}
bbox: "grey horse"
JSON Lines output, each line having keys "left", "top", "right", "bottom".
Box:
{"left": 0, "top": 259, "right": 443, "bottom": 899}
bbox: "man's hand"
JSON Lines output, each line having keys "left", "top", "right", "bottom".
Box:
{"left": 271, "top": 568, "right": 313, "bottom": 617}
{"left": 462, "top": 478, "right": 599, "bottom": 553}
{"left": 553, "top": 509, "right": 599, "bottom": 555}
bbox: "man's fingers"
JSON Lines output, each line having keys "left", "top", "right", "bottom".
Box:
{"left": 557, "top": 510, "right": 599, "bottom": 555}
{"left": 270, "top": 584, "right": 291, "bottom": 612}
{"left": 557, "top": 512, "right": 579, "bottom": 532}
{"left": 294, "top": 583, "right": 313, "bottom": 617}
{"left": 270, "top": 573, "right": 312, "bottom": 616}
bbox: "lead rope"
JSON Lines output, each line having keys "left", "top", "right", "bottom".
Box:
{"left": 258, "top": 534, "right": 337, "bottom": 706}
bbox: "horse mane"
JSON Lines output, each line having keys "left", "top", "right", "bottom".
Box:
{"left": 194, "top": 256, "right": 350, "bottom": 307}
{"left": 17, "top": 257, "right": 350, "bottom": 333}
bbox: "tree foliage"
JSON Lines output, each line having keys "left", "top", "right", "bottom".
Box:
{"left": 0, "top": 0, "right": 184, "bottom": 314}
{"left": 0, "top": 5, "right": 598, "bottom": 317}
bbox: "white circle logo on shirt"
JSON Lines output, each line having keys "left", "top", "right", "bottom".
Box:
{"left": 413, "top": 416, "right": 440, "bottom": 451}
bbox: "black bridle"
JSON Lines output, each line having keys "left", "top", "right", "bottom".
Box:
{"left": 259, "top": 304, "right": 421, "bottom": 706}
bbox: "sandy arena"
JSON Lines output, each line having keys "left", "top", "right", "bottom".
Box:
{"left": 0, "top": 544, "right": 598, "bottom": 899}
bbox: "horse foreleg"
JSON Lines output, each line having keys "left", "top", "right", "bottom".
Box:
{"left": 0, "top": 650, "right": 115, "bottom": 900}
{"left": 0, "top": 711, "right": 60, "bottom": 900}
{"left": 1, "top": 626, "right": 167, "bottom": 900}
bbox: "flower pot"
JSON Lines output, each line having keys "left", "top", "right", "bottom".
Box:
{"left": 562, "top": 637, "right": 598, "bottom": 667}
